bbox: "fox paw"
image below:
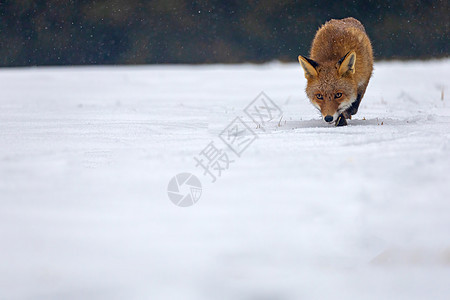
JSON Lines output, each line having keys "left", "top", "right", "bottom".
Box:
{"left": 335, "top": 114, "right": 347, "bottom": 127}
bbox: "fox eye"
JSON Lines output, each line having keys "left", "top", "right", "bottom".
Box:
{"left": 335, "top": 92, "right": 343, "bottom": 99}
{"left": 315, "top": 94, "right": 323, "bottom": 100}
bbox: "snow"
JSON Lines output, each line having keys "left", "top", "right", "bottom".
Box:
{"left": 1, "top": 60, "right": 449, "bottom": 299}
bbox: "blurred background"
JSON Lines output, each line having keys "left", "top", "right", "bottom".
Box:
{"left": 0, "top": 0, "right": 448, "bottom": 67}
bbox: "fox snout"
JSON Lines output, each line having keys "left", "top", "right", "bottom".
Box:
{"left": 324, "top": 115, "right": 334, "bottom": 123}
{"left": 324, "top": 112, "right": 348, "bottom": 126}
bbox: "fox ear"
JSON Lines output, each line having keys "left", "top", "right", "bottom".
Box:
{"left": 338, "top": 51, "right": 356, "bottom": 76}
{"left": 298, "top": 55, "right": 318, "bottom": 78}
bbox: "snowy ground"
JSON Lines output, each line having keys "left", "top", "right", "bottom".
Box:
{"left": 1, "top": 60, "right": 449, "bottom": 300}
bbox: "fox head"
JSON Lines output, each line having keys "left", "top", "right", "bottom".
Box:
{"left": 298, "top": 51, "right": 357, "bottom": 123}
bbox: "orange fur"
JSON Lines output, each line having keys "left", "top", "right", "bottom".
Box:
{"left": 298, "top": 17, "right": 373, "bottom": 126}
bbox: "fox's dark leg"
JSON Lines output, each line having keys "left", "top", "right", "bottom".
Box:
{"left": 346, "top": 81, "right": 368, "bottom": 117}
{"left": 338, "top": 85, "right": 367, "bottom": 126}
{"left": 335, "top": 114, "right": 347, "bottom": 126}
{"left": 345, "top": 93, "right": 362, "bottom": 116}
{"left": 338, "top": 94, "right": 360, "bottom": 126}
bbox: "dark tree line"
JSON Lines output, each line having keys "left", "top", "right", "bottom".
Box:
{"left": 0, "top": 0, "right": 448, "bottom": 67}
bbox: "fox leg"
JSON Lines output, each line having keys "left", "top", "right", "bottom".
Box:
{"left": 345, "top": 93, "right": 362, "bottom": 116}
{"left": 337, "top": 84, "right": 368, "bottom": 126}
{"left": 337, "top": 94, "right": 359, "bottom": 126}
{"left": 335, "top": 114, "right": 347, "bottom": 126}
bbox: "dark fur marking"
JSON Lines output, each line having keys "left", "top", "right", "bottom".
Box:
{"left": 303, "top": 56, "right": 319, "bottom": 69}
{"left": 346, "top": 93, "right": 362, "bottom": 115}
{"left": 335, "top": 114, "right": 347, "bottom": 126}
{"left": 300, "top": 61, "right": 311, "bottom": 75}
{"left": 338, "top": 51, "right": 350, "bottom": 66}
{"left": 347, "top": 54, "right": 355, "bottom": 70}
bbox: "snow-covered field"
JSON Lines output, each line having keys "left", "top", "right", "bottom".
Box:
{"left": 1, "top": 60, "right": 449, "bottom": 300}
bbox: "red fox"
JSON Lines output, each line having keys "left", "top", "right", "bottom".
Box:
{"left": 298, "top": 17, "right": 373, "bottom": 126}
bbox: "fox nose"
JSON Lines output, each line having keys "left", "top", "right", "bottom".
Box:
{"left": 324, "top": 115, "right": 333, "bottom": 122}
